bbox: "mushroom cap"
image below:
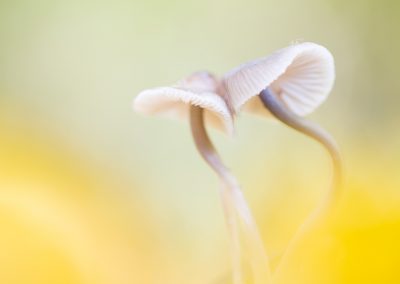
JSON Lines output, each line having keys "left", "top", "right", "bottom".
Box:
{"left": 223, "top": 42, "right": 335, "bottom": 116}
{"left": 133, "top": 71, "right": 234, "bottom": 135}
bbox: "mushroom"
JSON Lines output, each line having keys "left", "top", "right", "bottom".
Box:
{"left": 134, "top": 71, "right": 271, "bottom": 284}
{"left": 223, "top": 42, "right": 343, "bottom": 270}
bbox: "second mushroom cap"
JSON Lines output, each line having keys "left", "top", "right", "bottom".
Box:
{"left": 134, "top": 71, "right": 234, "bottom": 135}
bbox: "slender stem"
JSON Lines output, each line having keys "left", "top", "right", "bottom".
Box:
{"left": 190, "top": 105, "right": 271, "bottom": 284}
{"left": 259, "top": 88, "right": 343, "bottom": 207}
{"left": 259, "top": 87, "right": 344, "bottom": 275}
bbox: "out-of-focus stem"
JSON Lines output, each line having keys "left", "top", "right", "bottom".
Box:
{"left": 190, "top": 105, "right": 271, "bottom": 284}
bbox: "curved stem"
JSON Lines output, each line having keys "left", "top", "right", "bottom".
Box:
{"left": 190, "top": 106, "right": 271, "bottom": 284}
{"left": 259, "top": 88, "right": 343, "bottom": 206}
{"left": 259, "top": 87, "right": 343, "bottom": 275}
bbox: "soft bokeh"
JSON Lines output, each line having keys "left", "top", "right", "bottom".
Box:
{"left": 0, "top": 0, "right": 399, "bottom": 283}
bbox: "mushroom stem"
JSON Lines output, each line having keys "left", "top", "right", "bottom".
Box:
{"left": 190, "top": 105, "right": 271, "bottom": 284}
{"left": 259, "top": 87, "right": 343, "bottom": 273}
{"left": 259, "top": 87, "right": 343, "bottom": 205}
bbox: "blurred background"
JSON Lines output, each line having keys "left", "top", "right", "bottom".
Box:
{"left": 0, "top": 0, "right": 399, "bottom": 283}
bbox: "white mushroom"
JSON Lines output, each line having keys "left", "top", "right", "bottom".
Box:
{"left": 223, "top": 42, "right": 343, "bottom": 275}
{"left": 133, "top": 71, "right": 271, "bottom": 284}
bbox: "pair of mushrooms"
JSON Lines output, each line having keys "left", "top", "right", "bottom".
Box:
{"left": 134, "top": 42, "right": 342, "bottom": 284}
